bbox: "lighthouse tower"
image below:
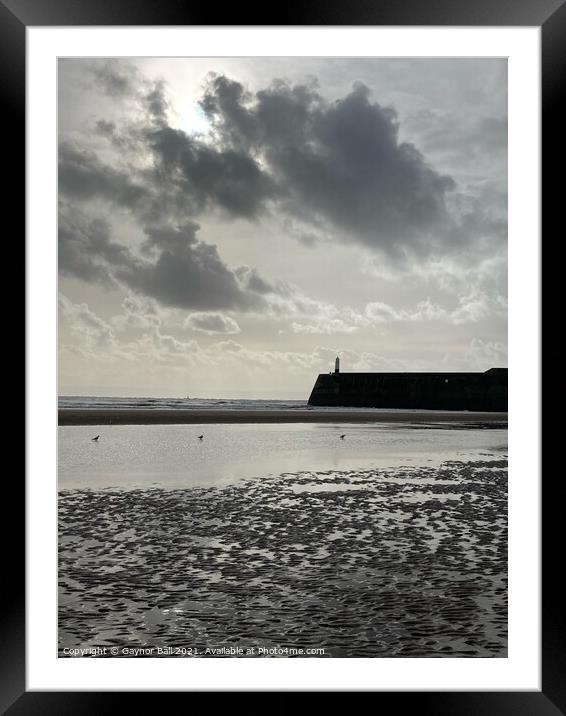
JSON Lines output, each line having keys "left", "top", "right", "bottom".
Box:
{"left": 334, "top": 356, "right": 340, "bottom": 374}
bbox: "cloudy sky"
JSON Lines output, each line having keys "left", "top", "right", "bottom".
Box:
{"left": 58, "top": 57, "right": 507, "bottom": 398}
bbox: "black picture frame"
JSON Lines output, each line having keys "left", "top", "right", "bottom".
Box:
{"left": 11, "top": 0, "right": 557, "bottom": 708}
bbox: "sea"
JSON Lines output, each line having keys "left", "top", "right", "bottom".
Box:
{"left": 59, "top": 395, "right": 382, "bottom": 411}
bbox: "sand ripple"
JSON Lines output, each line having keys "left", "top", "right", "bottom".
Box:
{"left": 59, "top": 459, "right": 507, "bottom": 657}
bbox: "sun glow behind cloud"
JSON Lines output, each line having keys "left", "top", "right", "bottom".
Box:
{"left": 173, "top": 101, "right": 212, "bottom": 136}
{"left": 57, "top": 57, "right": 507, "bottom": 397}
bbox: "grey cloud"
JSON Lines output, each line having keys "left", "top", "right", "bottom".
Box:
{"left": 145, "top": 80, "right": 169, "bottom": 126}
{"left": 59, "top": 140, "right": 195, "bottom": 225}
{"left": 64, "top": 71, "right": 482, "bottom": 262}
{"left": 404, "top": 110, "right": 507, "bottom": 161}
{"left": 59, "top": 209, "right": 279, "bottom": 312}
{"left": 476, "top": 117, "right": 507, "bottom": 153}
{"left": 93, "top": 118, "right": 142, "bottom": 153}
{"left": 148, "top": 126, "right": 277, "bottom": 219}
{"left": 90, "top": 60, "right": 168, "bottom": 123}
{"left": 234, "top": 265, "right": 281, "bottom": 295}
{"left": 83, "top": 67, "right": 279, "bottom": 221}
{"left": 120, "top": 223, "right": 267, "bottom": 311}
{"left": 62, "top": 130, "right": 276, "bottom": 223}
{"left": 59, "top": 293, "right": 116, "bottom": 349}
{"left": 202, "top": 76, "right": 458, "bottom": 258}
{"left": 59, "top": 142, "right": 149, "bottom": 210}
{"left": 185, "top": 312, "right": 241, "bottom": 335}
{"left": 200, "top": 74, "right": 256, "bottom": 149}
{"left": 95, "top": 119, "right": 116, "bottom": 137}
{"left": 59, "top": 66, "right": 506, "bottom": 320}
{"left": 466, "top": 338, "right": 507, "bottom": 370}
{"left": 90, "top": 60, "right": 139, "bottom": 98}
{"left": 297, "top": 233, "right": 319, "bottom": 248}
{"left": 59, "top": 208, "right": 131, "bottom": 283}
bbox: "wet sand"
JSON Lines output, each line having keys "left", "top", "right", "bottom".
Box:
{"left": 59, "top": 408, "right": 508, "bottom": 426}
{"left": 59, "top": 457, "right": 507, "bottom": 658}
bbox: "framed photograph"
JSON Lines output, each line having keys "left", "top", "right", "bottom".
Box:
{"left": 13, "top": 0, "right": 557, "bottom": 707}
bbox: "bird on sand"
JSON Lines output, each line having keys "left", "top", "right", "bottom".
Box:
{"left": 197, "top": 434, "right": 204, "bottom": 440}
{"left": 91, "top": 435, "right": 100, "bottom": 441}
{"left": 340, "top": 434, "right": 346, "bottom": 439}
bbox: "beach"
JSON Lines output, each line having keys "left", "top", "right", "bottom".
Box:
{"left": 58, "top": 420, "right": 507, "bottom": 657}
{"left": 58, "top": 407, "right": 507, "bottom": 426}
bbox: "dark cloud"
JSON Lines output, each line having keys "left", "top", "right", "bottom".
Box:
{"left": 90, "top": 60, "right": 167, "bottom": 123}
{"left": 59, "top": 140, "right": 194, "bottom": 225}
{"left": 120, "top": 223, "right": 268, "bottom": 310}
{"left": 200, "top": 74, "right": 257, "bottom": 150}
{"left": 81, "top": 66, "right": 276, "bottom": 221}
{"left": 94, "top": 119, "right": 116, "bottom": 137}
{"left": 201, "top": 76, "right": 458, "bottom": 257}
{"left": 90, "top": 61, "right": 139, "bottom": 98}
{"left": 59, "top": 209, "right": 131, "bottom": 283}
{"left": 93, "top": 118, "right": 141, "bottom": 153}
{"left": 148, "top": 126, "right": 277, "bottom": 219}
{"left": 59, "top": 142, "right": 149, "bottom": 210}
{"left": 59, "top": 208, "right": 279, "bottom": 312}
{"left": 59, "top": 67, "right": 504, "bottom": 315}
{"left": 144, "top": 80, "right": 169, "bottom": 126}
{"left": 60, "top": 134, "right": 276, "bottom": 225}
{"left": 63, "top": 71, "right": 473, "bottom": 260}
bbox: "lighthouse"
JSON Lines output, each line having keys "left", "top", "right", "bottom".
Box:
{"left": 334, "top": 356, "right": 340, "bottom": 374}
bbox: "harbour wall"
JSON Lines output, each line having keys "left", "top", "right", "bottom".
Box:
{"left": 307, "top": 368, "right": 507, "bottom": 412}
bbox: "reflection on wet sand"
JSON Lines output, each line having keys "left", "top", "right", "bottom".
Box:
{"left": 59, "top": 458, "right": 507, "bottom": 657}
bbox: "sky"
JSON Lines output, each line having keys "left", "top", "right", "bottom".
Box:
{"left": 58, "top": 57, "right": 507, "bottom": 398}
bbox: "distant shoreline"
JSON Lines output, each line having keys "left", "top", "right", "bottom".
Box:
{"left": 58, "top": 408, "right": 508, "bottom": 426}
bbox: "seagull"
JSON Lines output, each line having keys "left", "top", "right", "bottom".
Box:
{"left": 340, "top": 434, "right": 346, "bottom": 439}
{"left": 91, "top": 435, "right": 100, "bottom": 442}
{"left": 197, "top": 434, "right": 204, "bottom": 440}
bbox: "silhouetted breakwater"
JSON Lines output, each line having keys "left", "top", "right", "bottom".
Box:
{"left": 308, "top": 368, "right": 507, "bottom": 412}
